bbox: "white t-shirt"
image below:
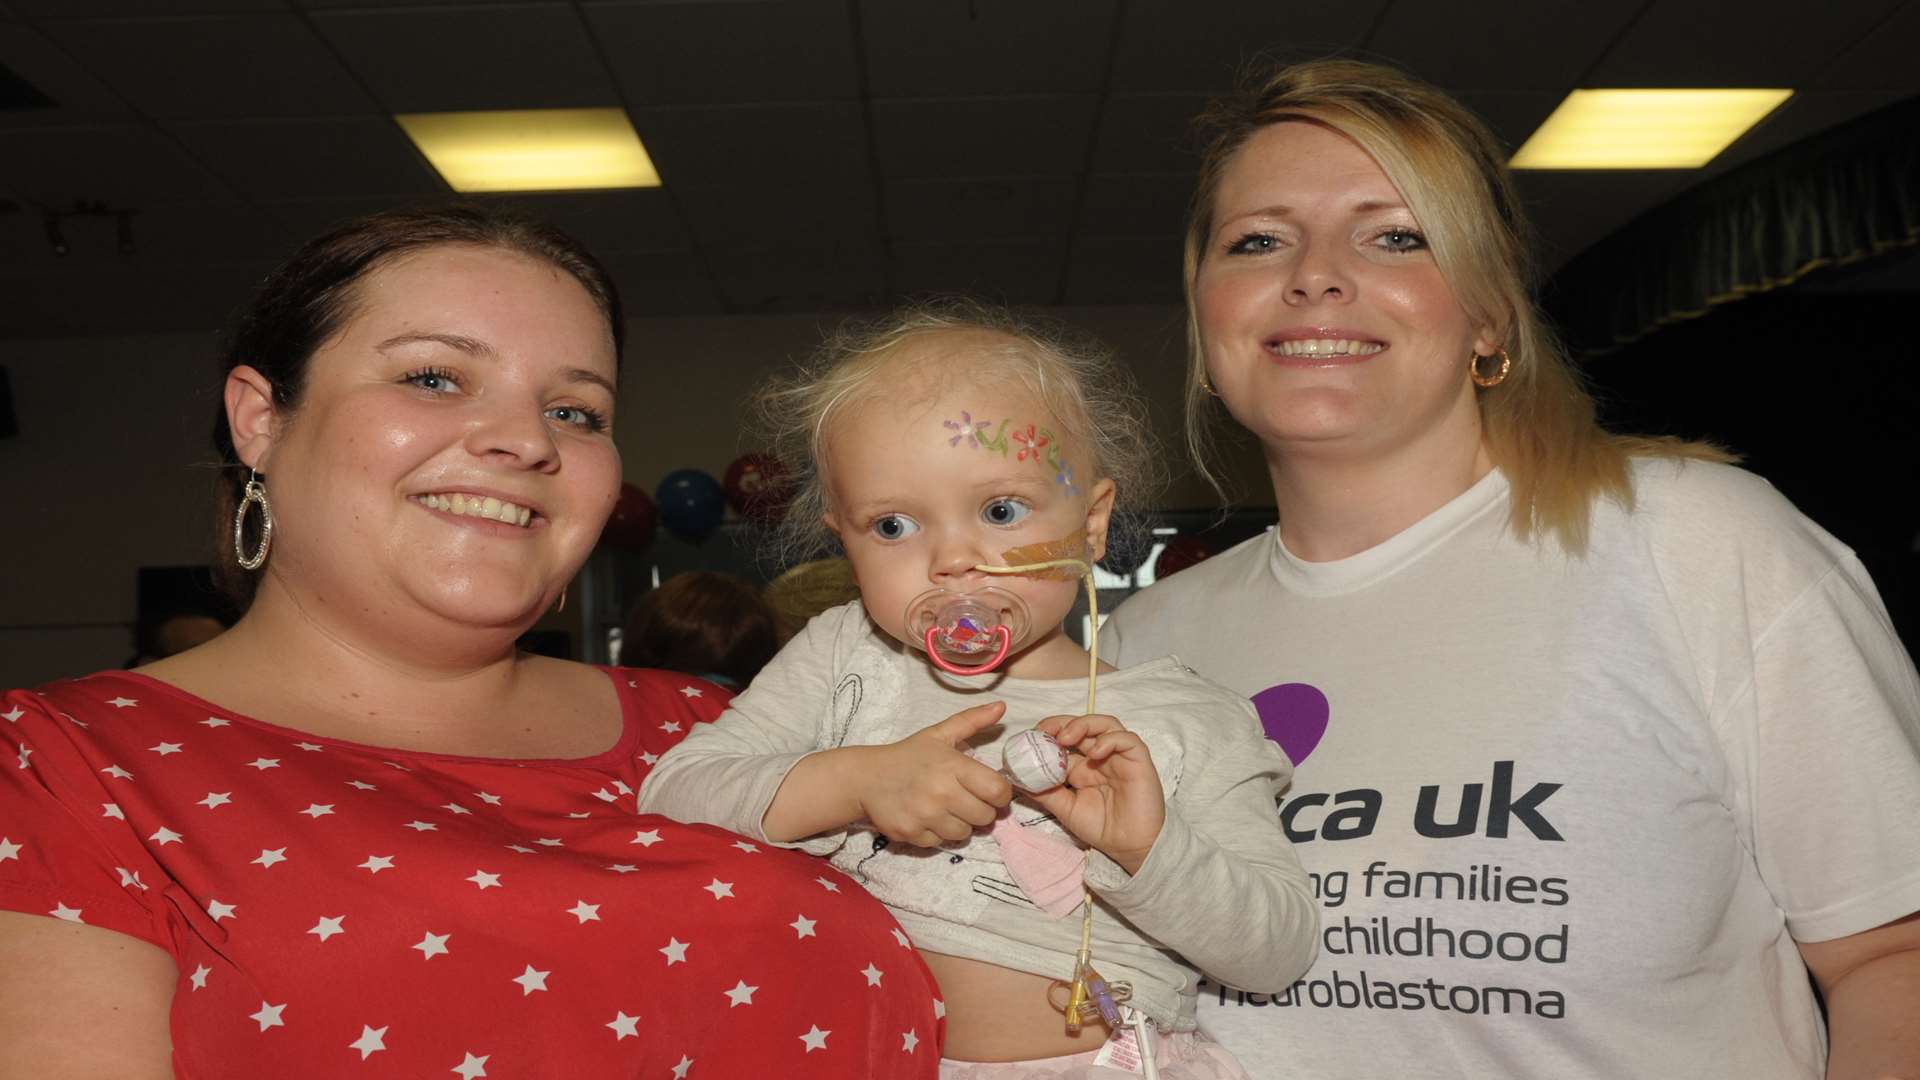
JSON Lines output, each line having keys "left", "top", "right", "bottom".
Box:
{"left": 1100, "top": 459, "right": 1920, "bottom": 1079}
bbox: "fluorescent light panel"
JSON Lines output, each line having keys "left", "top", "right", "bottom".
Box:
{"left": 396, "top": 108, "right": 661, "bottom": 192}
{"left": 1510, "top": 89, "right": 1792, "bottom": 169}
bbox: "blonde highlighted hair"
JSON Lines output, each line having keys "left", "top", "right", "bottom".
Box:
{"left": 753, "top": 297, "right": 1163, "bottom": 565}
{"left": 1183, "top": 58, "right": 1727, "bottom": 554}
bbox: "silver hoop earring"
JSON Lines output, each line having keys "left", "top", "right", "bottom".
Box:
{"left": 233, "top": 469, "right": 274, "bottom": 571}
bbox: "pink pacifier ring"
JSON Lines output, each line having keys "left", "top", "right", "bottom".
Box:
{"left": 924, "top": 624, "right": 1014, "bottom": 675}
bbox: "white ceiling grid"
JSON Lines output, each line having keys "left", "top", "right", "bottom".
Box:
{"left": 0, "top": 0, "right": 1914, "bottom": 337}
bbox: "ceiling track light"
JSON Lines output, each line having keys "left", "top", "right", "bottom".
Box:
{"left": 39, "top": 200, "right": 138, "bottom": 257}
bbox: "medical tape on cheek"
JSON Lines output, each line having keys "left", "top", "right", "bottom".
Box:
{"left": 994, "top": 533, "right": 1092, "bottom": 580}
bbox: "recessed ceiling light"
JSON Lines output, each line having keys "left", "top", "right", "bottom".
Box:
{"left": 395, "top": 108, "right": 661, "bottom": 193}
{"left": 1510, "top": 89, "right": 1793, "bottom": 169}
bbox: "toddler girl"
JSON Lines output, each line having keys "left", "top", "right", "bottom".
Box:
{"left": 639, "top": 302, "right": 1317, "bottom": 1078}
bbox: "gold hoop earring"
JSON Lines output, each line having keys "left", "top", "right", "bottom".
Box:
{"left": 233, "top": 469, "right": 274, "bottom": 571}
{"left": 554, "top": 585, "right": 567, "bottom": 614}
{"left": 1199, "top": 371, "right": 1222, "bottom": 398}
{"left": 1469, "top": 348, "right": 1511, "bottom": 389}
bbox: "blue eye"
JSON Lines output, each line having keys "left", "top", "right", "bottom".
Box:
{"left": 1226, "top": 232, "right": 1278, "bottom": 256}
{"left": 982, "top": 499, "right": 1030, "bottom": 527}
{"left": 1373, "top": 228, "right": 1427, "bottom": 253}
{"left": 404, "top": 367, "right": 460, "bottom": 392}
{"left": 546, "top": 405, "right": 609, "bottom": 433}
{"left": 872, "top": 514, "right": 919, "bottom": 541}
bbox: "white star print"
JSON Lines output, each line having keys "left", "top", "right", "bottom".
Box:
{"left": 799, "top": 1025, "right": 831, "bottom": 1052}
{"left": 724, "top": 980, "right": 758, "bottom": 1007}
{"left": 473, "top": 791, "right": 502, "bottom": 805}
{"left": 703, "top": 879, "right": 735, "bottom": 900}
{"left": 149, "top": 826, "right": 183, "bottom": 846}
{"left": 862, "top": 963, "right": 884, "bottom": 987}
{"left": 511, "top": 965, "right": 549, "bottom": 996}
{"left": 671, "top": 1055, "right": 694, "bottom": 1079}
{"left": 566, "top": 811, "right": 592, "bottom": 819}
{"left": 467, "top": 870, "right": 501, "bottom": 890}
{"left": 49, "top": 902, "right": 82, "bottom": 923}
{"left": 250, "top": 1001, "right": 286, "bottom": 1031}
{"left": 247, "top": 757, "right": 280, "bottom": 770}
{"left": 902, "top": 1029, "right": 920, "bottom": 1053}
{"left": 16, "top": 744, "right": 31, "bottom": 770}
{"left": 452, "top": 1052, "right": 489, "bottom": 1079}
{"left": 613, "top": 780, "right": 633, "bottom": 795}
{"left": 307, "top": 915, "right": 346, "bottom": 942}
{"left": 606, "top": 1011, "right": 640, "bottom": 1040}
{"left": 346, "top": 780, "right": 378, "bottom": 791}
{"left": 403, "top": 820, "right": 438, "bottom": 832}
{"left": 891, "top": 928, "right": 911, "bottom": 948}
{"left": 107, "top": 696, "right": 137, "bottom": 708}
{"left": 0, "top": 837, "right": 21, "bottom": 863}
{"left": 61, "top": 713, "right": 87, "bottom": 729}
{"left": 660, "top": 721, "right": 682, "bottom": 733}
{"left": 293, "top": 741, "right": 324, "bottom": 752}
{"left": 116, "top": 867, "right": 147, "bottom": 890}
{"left": 639, "top": 751, "right": 660, "bottom": 766}
{"left": 660, "top": 938, "right": 689, "bottom": 965}
{"left": 299, "top": 803, "right": 335, "bottom": 818}
{"left": 533, "top": 837, "right": 564, "bottom": 847}
{"left": 412, "top": 931, "right": 451, "bottom": 959}
{"left": 606, "top": 863, "right": 639, "bottom": 874}
{"left": 359, "top": 855, "right": 395, "bottom": 873}
{"left": 189, "top": 965, "right": 210, "bottom": 990}
{"left": 631, "top": 829, "right": 662, "bottom": 847}
{"left": 505, "top": 843, "right": 537, "bottom": 854}
{"left": 732, "top": 841, "right": 759, "bottom": 854}
{"left": 197, "top": 792, "right": 231, "bottom": 809}
{"left": 206, "top": 899, "right": 237, "bottom": 922}
{"left": 441, "top": 802, "right": 472, "bottom": 815}
{"left": 349, "top": 1024, "right": 387, "bottom": 1060}
{"left": 790, "top": 915, "right": 817, "bottom": 939}
{"left": 592, "top": 787, "right": 619, "bottom": 803}
{"left": 382, "top": 760, "right": 412, "bottom": 771}
{"left": 148, "top": 741, "right": 182, "bottom": 756}
{"left": 2, "top": 706, "right": 22, "bottom": 723}
{"left": 566, "top": 901, "right": 601, "bottom": 924}
{"left": 934, "top": 999, "right": 947, "bottom": 1019}
{"left": 678, "top": 685, "right": 703, "bottom": 698}
{"left": 251, "top": 848, "right": 288, "bottom": 869}
{"left": 201, "top": 716, "right": 230, "bottom": 728}
{"left": 102, "top": 802, "right": 126, "bottom": 819}
{"left": 817, "top": 877, "right": 842, "bottom": 893}
{"left": 100, "top": 764, "right": 132, "bottom": 779}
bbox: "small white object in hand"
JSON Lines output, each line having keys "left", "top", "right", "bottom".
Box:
{"left": 1001, "top": 729, "right": 1069, "bottom": 793}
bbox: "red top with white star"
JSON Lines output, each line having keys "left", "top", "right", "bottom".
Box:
{"left": 0, "top": 669, "right": 941, "bottom": 1078}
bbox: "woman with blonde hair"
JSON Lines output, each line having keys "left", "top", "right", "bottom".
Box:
{"left": 1101, "top": 58, "right": 1920, "bottom": 1078}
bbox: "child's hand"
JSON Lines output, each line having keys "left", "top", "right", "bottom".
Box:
{"left": 857, "top": 702, "right": 1014, "bottom": 848}
{"left": 1028, "top": 714, "right": 1165, "bottom": 875}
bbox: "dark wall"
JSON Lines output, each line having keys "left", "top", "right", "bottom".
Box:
{"left": 1581, "top": 288, "right": 1920, "bottom": 653}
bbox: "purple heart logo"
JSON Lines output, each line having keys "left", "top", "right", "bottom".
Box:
{"left": 1251, "top": 683, "right": 1329, "bottom": 766}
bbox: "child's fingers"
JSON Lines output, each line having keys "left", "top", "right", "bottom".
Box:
{"left": 1081, "top": 730, "right": 1149, "bottom": 766}
{"left": 1033, "top": 714, "right": 1078, "bottom": 739}
{"left": 957, "top": 760, "right": 1014, "bottom": 809}
{"left": 1050, "top": 713, "right": 1125, "bottom": 748}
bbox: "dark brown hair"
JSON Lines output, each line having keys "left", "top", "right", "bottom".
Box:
{"left": 213, "top": 204, "right": 624, "bottom": 607}
{"left": 621, "top": 571, "right": 780, "bottom": 688}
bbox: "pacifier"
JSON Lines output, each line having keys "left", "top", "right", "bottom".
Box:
{"left": 905, "top": 585, "right": 1032, "bottom": 676}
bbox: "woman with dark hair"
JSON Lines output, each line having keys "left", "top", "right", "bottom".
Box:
{"left": 621, "top": 571, "right": 780, "bottom": 690}
{"left": 1101, "top": 60, "right": 1920, "bottom": 1077}
{"left": 0, "top": 206, "right": 940, "bottom": 1078}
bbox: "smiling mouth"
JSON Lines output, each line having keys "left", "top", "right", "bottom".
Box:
{"left": 411, "top": 492, "right": 535, "bottom": 528}
{"left": 1265, "top": 338, "right": 1387, "bottom": 358}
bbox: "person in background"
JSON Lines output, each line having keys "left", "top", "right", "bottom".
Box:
{"left": 125, "top": 609, "right": 230, "bottom": 668}
{"left": 620, "top": 570, "right": 779, "bottom": 690}
{"left": 1098, "top": 57, "right": 1920, "bottom": 1079}
{"left": 0, "top": 205, "right": 940, "bottom": 1079}
{"left": 764, "top": 557, "right": 863, "bottom": 646}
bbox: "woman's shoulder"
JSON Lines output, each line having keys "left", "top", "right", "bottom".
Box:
{"left": 1623, "top": 456, "right": 1851, "bottom": 567}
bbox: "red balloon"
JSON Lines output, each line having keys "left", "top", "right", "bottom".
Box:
{"left": 723, "top": 452, "right": 791, "bottom": 526}
{"left": 602, "top": 483, "right": 658, "bottom": 551}
{"left": 1152, "top": 535, "right": 1216, "bottom": 580}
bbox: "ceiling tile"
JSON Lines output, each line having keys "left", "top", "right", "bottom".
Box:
{"left": 1110, "top": 0, "right": 1390, "bottom": 93}
{"left": 1585, "top": 0, "right": 1906, "bottom": 87}
{"left": 10, "top": 0, "right": 285, "bottom": 13}
{"left": 2, "top": 200, "right": 293, "bottom": 283}
{"left": 887, "top": 176, "right": 1079, "bottom": 244}
{"left": 1076, "top": 173, "right": 1190, "bottom": 240}
{"left": 596, "top": 249, "right": 724, "bottom": 317}
{"left": 858, "top": 0, "right": 1115, "bottom": 98}
{"left": 1453, "top": 90, "right": 1565, "bottom": 154}
{"left": 1812, "top": 1, "right": 1920, "bottom": 92}
{"left": 169, "top": 117, "right": 442, "bottom": 200}
{"left": 1704, "top": 89, "right": 1916, "bottom": 177}
{"left": 893, "top": 240, "right": 1064, "bottom": 305}
{"left": 582, "top": 0, "right": 858, "bottom": 106}
{"left": 311, "top": 5, "right": 619, "bottom": 112}
{"left": 474, "top": 190, "right": 687, "bottom": 253}
{"left": 1, "top": 124, "right": 230, "bottom": 206}
{"left": 872, "top": 97, "right": 1096, "bottom": 178}
{"left": 1366, "top": 0, "right": 1638, "bottom": 91}
{"left": 258, "top": 196, "right": 432, "bottom": 245}
{"left": 0, "top": 21, "right": 133, "bottom": 126}
{"left": 39, "top": 13, "right": 375, "bottom": 118}
{"left": 675, "top": 176, "right": 882, "bottom": 252}
{"left": 1091, "top": 93, "right": 1207, "bottom": 174}
{"left": 0, "top": 260, "right": 273, "bottom": 338}
{"left": 707, "top": 240, "right": 887, "bottom": 313}
{"left": 1061, "top": 234, "right": 1180, "bottom": 304}
{"left": 301, "top": 0, "right": 566, "bottom": 7}
{"left": 632, "top": 103, "right": 869, "bottom": 189}
{"left": 1512, "top": 170, "right": 1694, "bottom": 270}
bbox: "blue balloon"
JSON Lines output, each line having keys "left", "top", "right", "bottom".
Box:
{"left": 655, "top": 469, "right": 726, "bottom": 542}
